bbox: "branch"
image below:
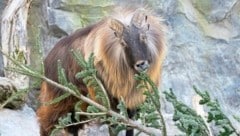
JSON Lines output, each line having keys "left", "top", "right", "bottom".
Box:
{"left": 75, "top": 111, "right": 107, "bottom": 116}
{"left": 1, "top": 50, "right": 162, "bottom": 135}
{"left": 41, "top": 75, "right": 160, "bottom": 135}
{"left": 93, "top": 74, "right": 111, "bottom": 108}
{"left": 135, "top": 72, "right": 166, "bottom": 135}
{"left": 64, "top": 119, "right": 97, "bottom": 127}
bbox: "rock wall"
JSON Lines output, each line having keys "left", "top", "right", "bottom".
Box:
{"left": 159, "top": 0, "right": 240, "bottom": 131}
{"left": 0, "top": 105, "right": 39, "bottom": 136}
{"left": 161, "top": 0, "right": 240, "bottom": 131}
{"left": 0, "top": 0, "right": 240, "bottom": 135}
{"left": 41, "top": 0, "right": 240, "bottom": 134}
{"left": 0, "top": 0, "right": 7, "bottom": 77}
{"left": 37, "top": 0, "right": 240, "bottom": 130}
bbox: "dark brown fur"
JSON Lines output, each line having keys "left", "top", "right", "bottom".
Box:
{"left": 37, "top": 7, "right": 166, "bottom": 136}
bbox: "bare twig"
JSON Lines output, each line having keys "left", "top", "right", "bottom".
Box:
{"left": 75, "top": 111, "right": 107, "bottom": 116}
{"left": 64, "top": 119, "right": 97, "bottom": 127}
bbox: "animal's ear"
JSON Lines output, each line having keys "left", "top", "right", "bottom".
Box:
{"left": 131, "top": 9, "right": 148, "bottom": 29}
{"left": 109, "top": 18, "right": 124, "bottom": 38}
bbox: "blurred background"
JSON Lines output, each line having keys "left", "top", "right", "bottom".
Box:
{"left": 0, "top": 0, "right": 240, "bottom": 135}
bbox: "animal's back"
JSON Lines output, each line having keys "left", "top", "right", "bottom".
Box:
{"left": 37, "top": 23, "right": 102, "bottom": 136}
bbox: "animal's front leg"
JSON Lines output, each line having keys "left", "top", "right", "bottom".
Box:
{"left": 126, "top": 109, "right": 136, "bottom": 136}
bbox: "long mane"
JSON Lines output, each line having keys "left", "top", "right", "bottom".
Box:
{"left": 37, "top": 7, "right": 167, "bottom": 136}
{"left": 70, "top": 7, "right": 167, "bottom": 109}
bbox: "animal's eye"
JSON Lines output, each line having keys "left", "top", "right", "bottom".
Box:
{"left": 140, "top": 34, "right": 147, "bottom": 42}
{"left": 120, "top": 40, "right": 127, "bottom": 47}
{"left": 114, "top": 32, "right": 118, "bottom": 37}
{"left": 147, "top": 24, "right": 150, "bottom": 30}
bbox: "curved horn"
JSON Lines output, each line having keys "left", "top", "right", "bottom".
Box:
{"left": 131, "top": 9, "right": 147, "bottom": 28}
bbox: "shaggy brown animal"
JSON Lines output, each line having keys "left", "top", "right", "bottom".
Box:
{"left": 37, "top": 7, "right": 166, "bottom": 136}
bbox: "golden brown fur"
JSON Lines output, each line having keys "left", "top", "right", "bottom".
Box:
{"left": 92, "top": 8, "right": 166, "bottom": 108}
{"left": 37, "top": 7, "right": 166, "bottom": 136}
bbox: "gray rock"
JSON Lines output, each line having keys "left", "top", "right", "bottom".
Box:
{"left": 78, "top": 123, "right": 110, "bottom": 136}
{"left": 0, "top": 105, "right": 40, "bottom": 136}
{"left": 42, "top": 0, "right": 240, "bottom": 135}
{"left": 161, "top": 0, "right": 240, "bottom": 134}
{"left": 1, "top": 0, "right": 240, "bottom": 135}
{"left": 0, "top": 54, "right": 4, "bottom": 77}
{"left": 47, "top": 8, "right": 79, "bottom": 36}
{"left": 0, "top": 77, "right": 25, "bottom": 109}
{"left": 47, "top": 0, "right": 113, "bottom": 36}
{"left": 0, "top": 0, "right": 7, "bottom": 77}
{"left": 193, "top": 0, "right": 238, "bottom": 23}
{"left": 178, "top": 0, "right": 239, "bottom": 41}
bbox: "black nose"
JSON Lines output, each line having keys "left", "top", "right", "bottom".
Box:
{"left": 134, "top": 60, "right": 149, "bottom": 72}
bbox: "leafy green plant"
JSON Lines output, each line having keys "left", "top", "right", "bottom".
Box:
{"left": 2, "top": 49, "right": 240, "bottom": 136}
{"left": 164, "top": 89, "right": 210, "bottom": 136}
{"left": 164, "top": 87, "right": 240, "bottom": 136}
{"left": 49, "top": 52, "right": 109, "bottom": 135}
{"left": 48, "top": 51, "right": 162, "bottom": 135}
{"left": 194, "top": 86, "right": 238, "bottom": 136}
{"left": 72, "top": 51, "right": 110, "bottom": 109}
{"left": 234, "top": 115, "right": 240, "bottom": 123}
{"left": 107, "top": 99, "right": 128, "bottom": 135}
{"left": 135, "top": 72, "right": 166, "bottom": 136}
{"left": 0, "top": 88, "right": 28, "bottom": 109}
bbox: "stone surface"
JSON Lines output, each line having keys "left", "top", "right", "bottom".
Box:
{"left": 0, "top": 0, "right": 240, "bottom": 135}
{"left": 0, "top": 105, "right": 40, "bottom": 136}
{"left": 47, "top": 0, "right": 113, "bottom": 36}
{"left": 21, "top": 0, "right": 240, "bottom": 134}
{"left": 78, "top": 123, "right": 110, "bottom": 136}
{"left": 193, "top": 0, "right": 238, "bottom": 23}
{"left": 0, "top": 0, "right": 7, "bottom": 77}
{"left": 161, "top": 0, "right": 240, "bottom": 134}
{"left": 0, "top": 77, "right": 25, "bottom": 109}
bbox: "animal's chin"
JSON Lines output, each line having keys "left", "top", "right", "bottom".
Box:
{"left": 128, "top": 64, "right": 149, "bottom": 75}
{"left": 133, "top": 68, "right": 148, "bottom": 74}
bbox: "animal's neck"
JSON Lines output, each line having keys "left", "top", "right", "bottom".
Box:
{"left": 85, "top": 24, "right": 150, "bottom": 109}
{"left": 95, "top": 56, "right": 146, "bottom": 107}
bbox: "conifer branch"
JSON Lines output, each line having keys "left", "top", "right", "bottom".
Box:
{"left": 75, "top": 111, "right": 107, "bottom": 116}
{"left": 194, "top": 86, "right": 239, "bottom": 136}
{"left": 2, "top": 50, "right": 161, "bottom": 136}
{"left": 42, "top": 75, "right": 160, "bottom": 135}
{"left": 135, "top": 72, "right": 166, "bottom": 136}
{"left": 0, "top": 88, "right": 28, "bottom": 109}
{"left": 164, "top": 89, "right": 210, "bottom": 135}
{"left": 72, "top": 50, "right": 111, "bottom": 109}
{"left": 64, "top": 119, "right": 97, "bottom": 127}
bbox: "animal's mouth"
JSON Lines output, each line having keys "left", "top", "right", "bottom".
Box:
{"left": 133, "top": 66, "right": 149, "bottom": 75}
{"left": 133, "top": 60, "right": 150, "bottom": 73}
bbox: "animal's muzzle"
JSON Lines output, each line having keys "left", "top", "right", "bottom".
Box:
{"left": 134, "top": 60, "right": 149, "bottom": 72}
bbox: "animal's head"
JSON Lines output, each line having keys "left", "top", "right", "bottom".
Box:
{"left": 93, "top": 8, "right": 166, "bottom": 107}
{"left": 109, "top": 9, "right": 158, "bottom": 73}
